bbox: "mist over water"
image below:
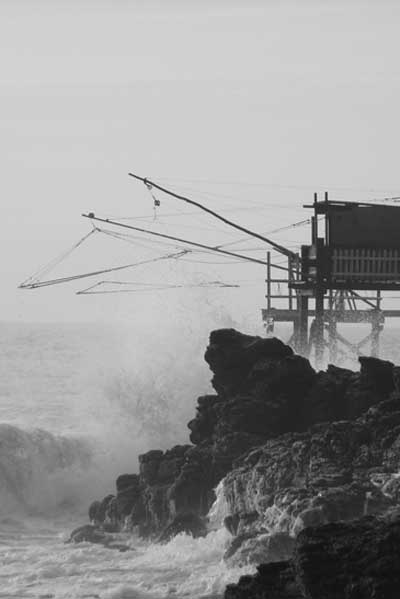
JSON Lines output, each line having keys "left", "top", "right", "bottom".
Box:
{"left": 0, "top": 303, "right": 259, "bottom": 598}
{"left": 2, "top": 311, "right": 400, "bottom": 598}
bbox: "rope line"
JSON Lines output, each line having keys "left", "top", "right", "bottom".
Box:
{"left": 77, "top": 279, "right": 241, "bottom": 295}
{"left": 19, "top": 228, "right": 99, "bottom": 288}
{"left": 128, "top": 173, "right": 296, "bottom": 259}
{"left": 82, "top": 214, "right": 291, "bottom": 272}
{"left": 215, "top": 220, "right": 310, "bottom": 250}
{"left": 19, "top": 251, "right": 188, "bottom": 289}
{"left": 156, "top": 176, "right": 400, "bottom": 195}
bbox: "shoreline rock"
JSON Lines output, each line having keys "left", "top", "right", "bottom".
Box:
{"left": 225, "top": 513, "right": 400, "bottom": 599}
{"left": 81, "top": 327, "right": 399, "bottom": 585}
{"left": 221, "top": 397, "right": 400, "bottom": 564}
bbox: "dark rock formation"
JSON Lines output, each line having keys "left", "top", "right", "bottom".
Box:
{"left": 88, "top": 500, "right": 101, "bottom": 523}
{"left": 88, "top": 494, "right": 119, "bottom": 530}
{"left": 115, "top": 473, "right": 144, "bottom": 526}
{"left": 225, "top": 514, "right": 400, "bottom": 599}
{"left": 203, "top": 329, "right": 294, "bottom": 398}
{"left": 157, "top": 512, "right": 208, "bottom": 543}
{"left": 295, "top": 514, "right": 400, "bottom": 599}
{"left": 66, "top": 524, "right": 130, "bottom": 551}
{"left": 224, "top": 531, "right": 295, "bottom": 566}
{"left": 222, "top": 398, "right": 400, "bottom": 557}
{"left": 68, "top": 524, "right": 107, "bottom": 544}
{"left": 138, "top": 444, "right": 194, "bottom": 535}
{"left": 88, "top": 328, "right": 398, "bottom": 543}
{"left": 225, "top": 561, "right": 302, "bottom": 599}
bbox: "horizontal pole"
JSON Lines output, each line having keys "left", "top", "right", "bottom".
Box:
{"left": 264, "top": 295, "right": 297, "bottom": 299}
{"left": 265, "top": 278, "right": 290, "bottom": 283}
{"left": 291, "top": 281, "right": 400, "bottom": 291}
{"left": 261, "top": 308, "right": 389, "bottom": 323}
{"left": 82, "top": 214, "right": 290, "bottom": 271}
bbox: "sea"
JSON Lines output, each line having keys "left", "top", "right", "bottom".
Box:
{"left": 1, "top": 320, "right": 400, "bottom": 599}
{"left": 0, "top": 321, "right": 253, "bottom": 599}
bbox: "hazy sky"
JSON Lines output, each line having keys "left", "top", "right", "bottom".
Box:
{"left": 2, "top": 0, "right": 400, "bottom": 323}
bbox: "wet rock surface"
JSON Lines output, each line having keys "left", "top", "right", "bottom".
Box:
{"left": 67, "top": 524, "right": 131, "bottom": 552}
{"left": 225, "top": 561, "right": 302, "bottom": 599}
{"left": 157, "top": 512, "right": 208, "bottom": 543}
{"left": 85, "top": 328, "right": 400, "bottom": 555}
{"left": 225, "top": 514, "right": 400, "bottom": 599}
{"left": 224, "top": 531, "right": 295, "bottom": 567}
{"left": 222, "top": 398, "right": 400, "bottom": 548}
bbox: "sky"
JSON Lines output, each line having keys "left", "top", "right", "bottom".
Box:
{"left": 2, "top": 0, "right": 400, "bottom": 324}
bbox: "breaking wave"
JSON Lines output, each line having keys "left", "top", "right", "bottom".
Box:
{"left": 0, "top": 422, "right": 92, "bottom": 516}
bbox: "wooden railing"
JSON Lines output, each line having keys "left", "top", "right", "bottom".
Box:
{"left": 332, "top": 248, "right": 400, "bottom": 280}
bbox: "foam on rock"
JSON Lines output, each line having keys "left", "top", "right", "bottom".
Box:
{"left": 83, "top": 329, "right": 399, "bottom": 552}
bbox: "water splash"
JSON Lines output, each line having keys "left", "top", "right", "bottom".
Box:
{"left": 0, "top": 423, "right": 91, "bottom": 516}
{"left": 2, "top": 521, "right": 254, "bottom": 599}
{"left": 207, "top": 481, "right": 230, "bottom": 531}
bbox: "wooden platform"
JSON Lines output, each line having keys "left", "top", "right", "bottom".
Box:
{"left": 262, "top": 307, "right": 400, "bottom": 323}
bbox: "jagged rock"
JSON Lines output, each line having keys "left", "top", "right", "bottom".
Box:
{"left": 381, "top": 475, "right": 400, "bottom": 501}
{"left": 393, "top": 366, "right": 400, "bottom": 393}
{"left": 204, "top": 329, "right": 294, "bottom": 397}
{"left": 67, "top": 524, "right": 131, "bottom": 551}
{"left": 222, "top": 400, "right": 400, "bottom": 539}
{"left": 225, "top": 531, "right": 295, "bottom": 566}
{"left": 68, "top": 524, "right": 107, "bottom": 544}
{"left": 88, "top": 494, "right": 116, "bottom": 527}
{"left": 225, "top": 561, "right": 302, "bottom": 599}
{"left": 225, "top": 514, "right": 400, "bottom": 598}
{"left": 87, "top": 329, "right": 399, "bottom": 542}
{"left": 139, "top": 450, "right": 164, "bottom": 485}
{"left": 137, "top": 444, "right": 193, "bottom": 535}
{"left": 295, "top": 514, "right": 400, "bottom": 598}
{"left": 115, "top": 473, "right": 142, "bottom": 520}
{"left": 88, "top": 500, "right": 101, "bottom": 523}
{"left": 168, "top": 445, "right": 216, "bottom": 516}
{"left": 187, "top": 395, "right": 218, "bottom": 444}
{"left": 302, "top": 365, "right": 354, "bottom": 425}
{"left": 359, "top": 356, "right": 394, "bottom": 394}
{"left": 157, "top": 512, "right": 208, "bottom": 543}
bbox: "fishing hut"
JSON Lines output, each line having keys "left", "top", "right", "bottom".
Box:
{"left": 17, "top": 172, "right": 400, "bottom": 370}
{"left": 262, "top": 193, "right": 400, "bottom": 367}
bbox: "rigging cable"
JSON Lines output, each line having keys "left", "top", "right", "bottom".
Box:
{"left": 19, "top": 250, "right": 188, "bottom": 289}
{"left": 215, "top": 218, "right": 312, "bottom": 250}
{"left": 156, "top": 176, "right": 400, "bottom": 195}
{"left": 81, "top": 213, "right": 290, "bottom": 272}
{"left": 20, "top": 228, "right": 99, "bottom": 288}
{"left": 77, "top": 280, "right": 240, "bottom": 295}
{"left": 128, "top": 173, "right": 296, "bottom": 259}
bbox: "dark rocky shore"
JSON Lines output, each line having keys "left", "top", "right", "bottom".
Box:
{"left": 83, "top": 329, "right": 400, "bottom": 597}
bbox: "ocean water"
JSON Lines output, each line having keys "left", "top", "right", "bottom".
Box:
{"left": 2, "top": 320, "right": 400, "bottom": 598}
{"left": 0, "top": 321, "right": 253, "bottom": 599}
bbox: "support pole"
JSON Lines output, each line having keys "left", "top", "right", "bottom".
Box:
{"left": 328, "top": 289, "right": 338, "bottom": 363}
{"left": 315, "top": 282, "right": 325, "bottom": 368}
{"left": 267, "top": 251, "right": 271, "bottom": 310}
{"left": 298, "top": 245, "right": 309, "bottom": 356}
{"left": 371, "top": 290, "right": 382, "bottom": 357}
{"left": 299, "top": 296, "right": 309, "bottom": 356}
{"left": 314, "top": 192, "right": 325, "bottom": 369}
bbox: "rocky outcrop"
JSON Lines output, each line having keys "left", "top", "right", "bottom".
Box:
{"left": 224, "top": 531, "right": 296, "bottom": 567}
{"left": 225, "top": 561, "right": 302, "bottom": 599}
{"left": 87, "top": 329, "right": 398, "bottom": 542}
{"left": 67, "top": 524, "right": 130, "bottom": 551}
{"left": 157, "top": 512, "right": 208, "bottom": 543}
{"left": 295, "top": 514, "right": 400, "bottom": 598}
{"left": 222, "top": 398, "right": 400, "bottom": 564}
{"left": 225, "top": 513, "right": 400, "bottom": 599}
